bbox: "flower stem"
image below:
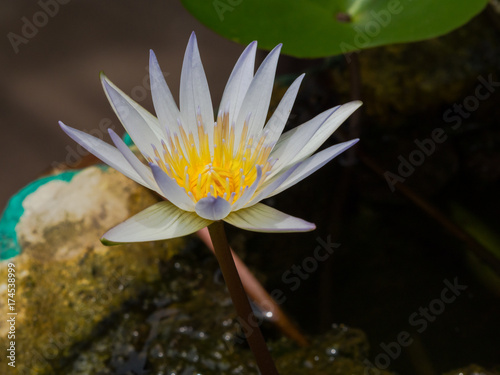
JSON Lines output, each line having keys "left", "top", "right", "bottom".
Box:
{"left": 208, "top": 221, "right": 280, "bottom": 375}
{"left": 197, "top": 228, "right": 309, "bottom": 347}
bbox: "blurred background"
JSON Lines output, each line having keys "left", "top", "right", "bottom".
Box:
{"left": 1, "top": 1, "right": 500, "bottom": 374}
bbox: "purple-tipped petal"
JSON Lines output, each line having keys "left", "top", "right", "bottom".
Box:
{"left": 262, "top": 74, "right": 304, "bottom": 145}
{"left": 149, "top": 50, "right": 181, "bottom": 135}
{"left": 271, "top": 101, "right": 362, "bottom": 175}
{"left": 150, "top": 165, "right": 195, "bottom": 211}
{"left": 59, "top": 121, "right": 149, "bottom": 188}
{"left": 108, "top": 129, "right": 157, "bottom": 189}
{"left": 231, "top": 165, "right": 263, "bottom": 210}
{"left": 100, "top": 73, "right": 164, "bottom": 138}
{"left": 268, "top": 105, "right": 340, "bottom": 177}
{"left": 247, "top": 161, "right": 302, "bottom": 207}
{"left": 180, "top": 32, "right": 214, "bottom": 147}
{"left": 195, "top": 195, "right": 232, "bottom": 220}
{"left": 219, "top": 41, "right": 257, "bottom": 125}
{"left": 235, "top": 44, "right": 282, "bottom": 143}
{"left": 101, "top": 74, "right": 163, "bottom": 157}
{"left": 267, "top": 139, "right": 359, "bottom": 198}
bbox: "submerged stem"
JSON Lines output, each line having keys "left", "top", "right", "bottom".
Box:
{"left": 207, "top": 221, "right": 279, "bottom": 375}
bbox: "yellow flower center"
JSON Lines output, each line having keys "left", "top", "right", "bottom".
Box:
{"left": 151, "top": 113, "right": 274, "bottom": 204}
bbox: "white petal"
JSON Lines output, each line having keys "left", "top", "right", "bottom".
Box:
{"left": 150, "top": 165, "right": 195, "bottom": 211}
{"left": 180, "top": 32, "right": 214, "bottom": 147}
{"left": 231, "top": 165, "right": 262, "bottom": 211}
{"left": 271, "top": 101, "right": 362, "bottom": 174}
{"left": 101, "top": 74, "right": 163, "bottom": 157}
{"left": 59, "top": 122, "right": 151, "bottom": 189}
{"left": 246, "top": 162, "right": 302, "bottom": 207}
{"left": 149, "top": 50, "right": 181, "bottom": 134}
{"left": 268, "top": 106, "right": 339, "bottom": 177}
{"left": 100, "top": 73, "right": 164, "bottom": 141}
{"left": 102, "top": 201, "right": 211, "bottom": 244}
{"left": 219, "top": 41, "right": 257, "bottom": 125}
{"left": 268, "top": 139, "right": 359, "bottom": 198}
{"left": 235, "top": 44, "right": 282, "bottom": 143}
{"left": 108, "top": 129, "right": 158, "bottom": 190}
{"left": 134, "top": 103, "right": 164, "bottom": 140}
{"left": 262, "top": 74, "right": 304, "bottom": 146}
{"left": 195, "top": 195, "right": 232, "bottom": 220}
{"left": 224, "top": 203, "right": 315, "bottom": 233}
{"left": 289, "top": 101, "right": 362, "bottom": 162}
{"left": 272, "top": 107, "right": 333, "bottom": 149}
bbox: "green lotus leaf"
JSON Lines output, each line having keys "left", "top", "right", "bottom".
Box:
{"left": 181, "top": 0, "right": 488, "bottom": 58}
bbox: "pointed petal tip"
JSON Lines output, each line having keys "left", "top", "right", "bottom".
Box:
{"left": 188, "top": 31, "right": 198, "bottom": 45}
{"left": 100, "top": 74, "right": 112, "bottom": 90}
{"left": 100, "top": 73, "right": 117, "bottom": 92}
{"left": 279, "top": 219, "right": 316, "bottom": 233}
{"left": 271, "top": 43, "right": 283, "bottom": 54}
{"left": 108, "top": 128, "right": 123, "bottom": 145}
{"left": 291, "top": 73, "right": 306, "bottom": 88}
{"left": 58, "top": 121, "right": 75, "bottom": 136}
{"left": 100, "top": 237, "right": 123, "bottom": 246}
{"left": 58, "top": 121, "right": 74, "bottom": 137}
{"left": 350, "top": 138, "right": 360, "bottom": 145}
{"left": 349, "top": 100, "right": 363, "bottom": 109}
{"left": 246, "top": 40, "right": 258, "bottom": 52}
{"left": 343, "top": 138, "right": 360, "bottom": 149}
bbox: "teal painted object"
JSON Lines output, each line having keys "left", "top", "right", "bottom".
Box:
{"left": 123, "top": 132, "right": 133, "bottom": 147}
{"left": 0, "top": 170, "right": 81, "bottom": 260}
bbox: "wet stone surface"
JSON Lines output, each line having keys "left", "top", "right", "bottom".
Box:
{"left": 64, "top": 243, "right": 396, "bottom": 375}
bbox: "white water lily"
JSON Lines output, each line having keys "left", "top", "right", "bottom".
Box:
{"left": 59, "top": 32, "right": 361, "bottom": 244}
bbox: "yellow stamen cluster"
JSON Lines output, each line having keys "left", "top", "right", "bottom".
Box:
{"left": 152, "top": 113, "right": 274, "bottom": 204}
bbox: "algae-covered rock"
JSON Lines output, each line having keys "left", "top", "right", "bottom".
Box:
{"left": 64, "top": 250, "right": 257, "bottom": 374}
{"left": 274, "top": 325, "right": 393, "bottom": 375}
{"left": 0, "top": 167, "right": 184, "bottom": 374}
{"left": 56, "top": 243, "right": 396, "bottom": 375}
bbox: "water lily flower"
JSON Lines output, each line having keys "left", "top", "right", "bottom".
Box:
{"left": 59, "top": 32, "right": 361, "bottom": 244}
